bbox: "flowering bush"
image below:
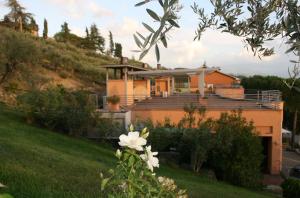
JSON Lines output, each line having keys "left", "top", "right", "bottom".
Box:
{"left": 100, "top": 125, "right": 188, "bottom": 198}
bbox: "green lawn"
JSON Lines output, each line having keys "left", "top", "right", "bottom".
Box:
{"left": 0, "top": 107, "right": 275, "bottom": 198}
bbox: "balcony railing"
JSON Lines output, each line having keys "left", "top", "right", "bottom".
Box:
{"left": 101, "top": 90, "right": 282, "bottom": 110}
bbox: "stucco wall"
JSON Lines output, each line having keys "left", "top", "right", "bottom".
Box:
{"left": 215, "top": 87, "right": 245, "bottom": 99}
{"left": 107, "top": 80, "right": 133, "bottom": 105}
{"left": 132, "top": 108, "right": 283, "bottom": 174}
{"left": 190, "top": 71, "right": 238, "bottom": 89}
{"left": 133, "top": 80, "right": 151, "bottom": 100}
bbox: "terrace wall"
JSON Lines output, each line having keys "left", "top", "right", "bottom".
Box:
{"left": 132, "top": 108, "right": 283, "bottom": 174}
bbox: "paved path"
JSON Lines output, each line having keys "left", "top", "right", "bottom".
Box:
{"left": 282, "top": 151, "right": 300, "bottom": 177}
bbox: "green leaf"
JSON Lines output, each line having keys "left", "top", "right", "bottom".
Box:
{"left": 139, "top": 49, "right": 149, "bottom": 60}
{"left": 146, "top": 9, "right": 160, "bottom": 21}
{"left": 135, "top": 1, "right": 148, "bottom": 7}
{"left": 100, "top": 178, "right": 110, "bottom": 191}
{"left": 168, "top": 19, "right": 180, "bottom": 28}
{"left": 155, "top": 44, "right": 160, "bottom": 62}
{"left": 143, "top": 34, "right": 152, "bottom": 48}
{"left": 142, "top": 23, "right": 155, "bottom": 33}
{"left": 169, "top": 0, "right": 178, "bottom": 6}
{"left": 133, "top": 34, "right": 142, "bottom": 48}
{"left": 158, "top": 0, "right": 164, "bottom": 7}
{"left": 136, "top": 32, "right": 145, "bottom": 41}
{"left": 161, "top": 35, "right": 167, "bottom": 48}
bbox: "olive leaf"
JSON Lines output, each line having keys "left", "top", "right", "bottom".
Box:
{"left": 146, "top": 9, "right": 160, "bottom": 21}
{"left": 155, "top": 44, "right": 160, "bottom": 62}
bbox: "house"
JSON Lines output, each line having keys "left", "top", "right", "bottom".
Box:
{"left": 102, "top": 58, "right": 283, "bottom": 175}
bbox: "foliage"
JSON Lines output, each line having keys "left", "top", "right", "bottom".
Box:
{"left": 134, "top": 0, "right": 182, "bottom": 62}
{"left": 43, "top": 18, "right": 48, "bottom": 39}
{"left": 281, "top": 178, "right": 300, "bottom": 198}
{"left": 178, "top": 125, "right": 212, "bottom": 172}
{"left": 88, "top": 24, "right": 105, "bottom": 53}
{"left": 179, "top": 103, "right": 206, "bottom": 128}
{"left": 114, "top": 43, "right": 123, "bottom": 58}
{"left": 17, "top": 86, "right": 98, "bottom": 136}
{"left": 4, "top": 0, "right": 35, "bottom": 33}
{"left": 109, "top": 31, "right": 114, "bottom": 56}
{"left": 101, "top": 126, "right": 188, "bottom": 198}
{"left": 209, "top": 111, "right": 263, "bottom": 189}
{"left": 0, "top": 29, "right": 39, "bottom": 84}
{"left": 107, "top": 95, "right": 120, "bottom": 104}
{"left": 148, "top": 127, "right": 182, "bottom": 152}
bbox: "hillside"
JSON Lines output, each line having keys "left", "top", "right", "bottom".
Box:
{"left": 0, "top": 27, "right": 143, "bottom": 104}
{"left": 0, "top": 106, "right": 275, "bottom": 198}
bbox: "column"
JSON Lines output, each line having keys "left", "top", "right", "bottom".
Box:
{"left": 199, "top": 71, "right": 205, "bottom": 97}
{"left": 124, "top": 67, "right": 128, "bottom": 106}
{"left": 106, "top": 68, "right": 109, "bottom": 96}
{"left": 172, "top": 77, "right": 175, "bottom": 95}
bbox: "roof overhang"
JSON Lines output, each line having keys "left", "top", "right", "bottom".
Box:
{"left": 102, "top": 64, "right": 149, "bottom": 71}
{"left": 128, "top": 67, "right": 217, "bottom": 77}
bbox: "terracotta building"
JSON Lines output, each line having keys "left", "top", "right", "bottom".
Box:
{"left": 102, "top": 59, "right": 283, "bottom": 175}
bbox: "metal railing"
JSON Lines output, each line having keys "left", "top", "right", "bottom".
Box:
{"left": 102, "top": 90, "right": 282, "bottom": 110}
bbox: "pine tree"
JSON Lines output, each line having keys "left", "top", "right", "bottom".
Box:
{"left": 61, "top": 22, "right": 70, "bottom": 35}
{"left": 114, "top": 43, "right": 122, "bottom": 58}
{"left": 5, "top": 0, "right": 32, "bottom": 32}
{"left": 89, "top": 24, "right": 105, "bottom": 53}
{"left": 43, "top": 19, "right": 48, "bottom": 39}
{"left": 109, "top": 31, "right": 114, "bottom": 56}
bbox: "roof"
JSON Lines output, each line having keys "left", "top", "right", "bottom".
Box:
{"left": 128, "top": 67, "right": 217, "bottom": 77}
{"left": 206, "top": 70, "right": 240, "bottom": 81}
{"left": 102, "top": 64, "right": 149, "bottom": 71}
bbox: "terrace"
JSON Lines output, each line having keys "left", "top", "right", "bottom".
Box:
{"left": 102, "top": 61, "right": 282, "bottom": 111}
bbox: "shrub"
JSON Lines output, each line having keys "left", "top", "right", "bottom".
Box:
{"left": 148, "top": 127, "right": 182, "bottom": 152}
{"left": 178, "top": 125, "right": 212, "bottom": 172}
{"left": 17, "top": 86, "right": 98, "bottom": 136}
{"left": 281, "top": 178, "right": 300, "bottom": 198}
{"left": 209, "top": 111, "right": 263, "bottom": 189}
{"left": 107, "top": 95, "right": 120, "bottom": 104}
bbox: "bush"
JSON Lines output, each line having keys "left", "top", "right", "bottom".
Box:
{"left": 281, "top": 178, "right": 300, "bottom": 198}
{"left": 178, "top": 125, "right": 212, "bottom": 172}
{"left": 107, "top": 95, "right": 120, "bottom": 104}
{"left": 148, "top": 127, "right": 182, "bottom": 152}
{"left": 209, "top": 111, "right": 263, "bottom": 189}
{"left": 17, "top": 86, "right": 98, "bottom": 136}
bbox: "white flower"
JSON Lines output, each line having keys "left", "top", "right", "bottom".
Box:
{"left": 140, "top": 146, "right": 159, "bottom": 172}
{"left": 118, "top": 132, "right": 146, "bottom": 151}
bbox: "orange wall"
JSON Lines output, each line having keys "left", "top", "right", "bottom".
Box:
{"left": 132, "top": 108, "right": 283, "bottom": 174}
{"left": 190, "top": 71, "right": 238, "bottom": 88}
{"left": 215, "top": 87, "right": 245, "bottom": 99}
{"left": 133, "top": 80, "right": 151, "bottom": 100}
{"left": 107, "top": 80, "right": 134, "bottom": 105}
{"left": 155, "top": 77, "right": 171, "bottom": 96}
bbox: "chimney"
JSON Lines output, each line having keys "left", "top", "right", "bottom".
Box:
{"left": 157, "top": 64, "right": 161, "bottom": 70}
{"left": 142, "top": 63, "right": 148, "bottom": 69}
{"left": 120, "top": 57, "right": 128, "bottom": 65}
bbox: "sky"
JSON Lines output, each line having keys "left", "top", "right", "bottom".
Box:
{"left": 0, "top": 0, "right": 296, "bottom": 77}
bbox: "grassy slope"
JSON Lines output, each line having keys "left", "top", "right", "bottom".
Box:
{"left": 0, "top": 107, "right": 275, "bottom": 198}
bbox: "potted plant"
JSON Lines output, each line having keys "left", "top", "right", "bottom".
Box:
{"left": 107, "top": 95, "right": 120, "bottom": 111}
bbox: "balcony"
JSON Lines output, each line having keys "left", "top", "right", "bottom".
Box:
{"left": 102, "top": 90, "right": 282, "bottom": 111}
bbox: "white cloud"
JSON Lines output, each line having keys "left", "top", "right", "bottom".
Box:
{"left": 87, "top": 1, "right": 113, "bottom": 18}
{"left": 46, "top": 0, "right": 113, "bottom": 19}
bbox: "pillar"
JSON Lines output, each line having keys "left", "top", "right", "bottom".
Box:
{"left": 172, "top": 77, "right": 175, "bottom": 95}
{"left": 199, "top": 71, "right": 205, "bottom": 97}
{"left": 106, "top": 68, "right": 109, "bottom": 96}
{"left": 124, "top": 67, "right": 128, "bottom": 106}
